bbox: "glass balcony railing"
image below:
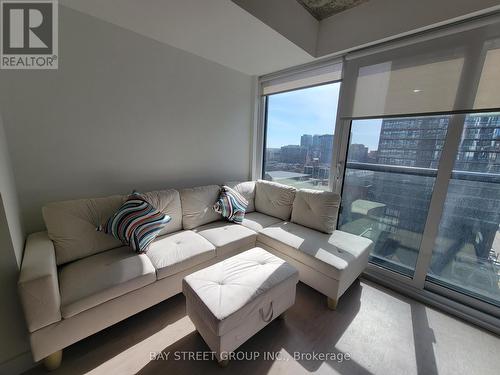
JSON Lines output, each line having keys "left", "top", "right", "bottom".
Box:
{"left": 339, "top": 113, "right": 500, "bottom": 308}
{"left": 339, "top": 162, "right": 438, "bottom": 277}
{"left": 339, "top": 161, "right": 500, "bottom": 307}
{"left": 429, "top": 174, "right": 500, "bottom": 307}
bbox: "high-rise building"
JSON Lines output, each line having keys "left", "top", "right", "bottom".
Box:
{"left": 376, "top": 117, "right": 448, "bottom": 168}
{"left": 312, "top": 134, "right": 321, "bottom": 149}
{"left": 376, "top": 115, "right": 500, "bottom": 172}
{"left": 300, "top": 134, "right": 313, "bottom": 148}
{"left": 367, "top": 150, "right": 378, "bottom": 163}
{"left": 265, "top": 148, "right": 281, "bottom": 162}
{"left": 454, "top": 115, "right": 500, "bottom": 173}
{"left": 318, "top": 134, "right": 334, "bottom": 164}
{"left": 349, "top": 144, "right": 368, "bottom": 162}
{"left": 280, "top": 145, "right": 307, "bottom": 164}
{"left": 353, "top": 114, "right": 500, "bottom": 265}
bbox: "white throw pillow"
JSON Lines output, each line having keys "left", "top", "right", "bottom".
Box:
{"left": 291, "top": 189, "right": 340, "bottom": 234}
{"left": 254, "top": 180, "right": 296, "bottom": 220}
{"left": 180, "top": 185, "right": 222, "bottom": 229}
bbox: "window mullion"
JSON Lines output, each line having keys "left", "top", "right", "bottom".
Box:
{"left": 413, "top": 39, "right": 487, "bottom": 288}
{"left": 413, "top": 113, "right": 466, "bottom": 288}
{"left": 331, "top": 61, "right": 356, "bottom": 194}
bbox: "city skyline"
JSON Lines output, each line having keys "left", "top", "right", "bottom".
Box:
{"left": 266, "top": 133, "right": 335, "bottom": 149}
{"left": 266, "top": 82, "right": 383, "bottom": 151}
{"left": 267, "top": 114, "right": 500, "bottom": 173}
{"left": 266, "top": 82, "right": 339, "bottom": 148}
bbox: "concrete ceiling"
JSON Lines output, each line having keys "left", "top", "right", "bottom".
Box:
{"left": 235, "top": 0, "right": 500, "bottom": 59}
{"left": 297, "top": 0, "right": 369, "bottom": 20}
{"left": 60, "top": 0, "right": 315, "bottom": 76}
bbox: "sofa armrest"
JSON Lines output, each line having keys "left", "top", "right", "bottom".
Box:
{"left": 18, "top": 231, "right": 61, "bottom": 332}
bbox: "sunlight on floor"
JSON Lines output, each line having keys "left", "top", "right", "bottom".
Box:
{"left": 23, "top": 281, "right": 500, "bottom": 375}
{"left": 85, "top": 316, "right": 196, "bottom": 375}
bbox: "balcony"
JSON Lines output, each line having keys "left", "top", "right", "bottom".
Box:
{"left": 339, "top": 161, "right": 500, "bottom": 307}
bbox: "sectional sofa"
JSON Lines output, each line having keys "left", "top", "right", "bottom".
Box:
{"left": 17, "top": 180, "right": 373, "bottom": 368}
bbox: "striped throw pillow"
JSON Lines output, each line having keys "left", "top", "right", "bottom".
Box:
{"left": 98, "top": 192, "right": 171, "bottom": 253}
{"left": 213, "top": 185, "right": 248, "bottom": 224}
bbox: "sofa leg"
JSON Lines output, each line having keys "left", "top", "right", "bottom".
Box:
{"left": 327, "top": 297, "right": 338, "bottom": 310}
{"left": 218, "top": 358, "right": 229, "bottom": 367}
{"left": 42, "top": 350, "right": 62, "bottom": 371}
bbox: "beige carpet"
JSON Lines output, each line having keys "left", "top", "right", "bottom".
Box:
{"left": 24, "top": 280, "right": 500, "bottom": 375}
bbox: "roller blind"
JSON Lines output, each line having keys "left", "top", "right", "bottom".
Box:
{"left": 261, "top": 61, "right": 342, "bottom": 96}
{"left": 342, "top": 16, "right": 500, "bottom": 119}
{"left": 475, "top": 41, "right": 500, "bottom": 109}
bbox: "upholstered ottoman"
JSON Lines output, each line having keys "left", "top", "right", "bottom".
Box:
{"left": 182, "top": 247, "right": 298, "bottom": 366}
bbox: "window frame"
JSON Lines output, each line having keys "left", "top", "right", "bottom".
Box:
{"left": 255, "top": 62, "right": 344, "bottom": 190}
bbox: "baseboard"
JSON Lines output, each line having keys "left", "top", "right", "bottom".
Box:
{"left": 0, "top": 350, "right": 36, "bottom": 375}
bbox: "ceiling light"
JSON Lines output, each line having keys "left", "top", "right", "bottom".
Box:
{"left": 413, "top": 89, "right": 422, "bottom": 93}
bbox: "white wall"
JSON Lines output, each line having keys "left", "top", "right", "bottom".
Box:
{"left": 0, "top": 114, "right": 24, "bottom": 265}
{"left": 0, "top": 113, "right": 30, "bottom": 373}
{"left": 317, "top": 0, "right": 500, "bottom": 56}
{"left": 0, "top": 6, "right": 254, "bottom": 234}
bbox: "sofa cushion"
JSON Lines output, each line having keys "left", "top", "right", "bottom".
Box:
{"left": 255, "top": 180, "right": 296, "bottom": 220}
{"left": 98, "top": 192, "right": 171, "bottom": 253}
{"left": 194, "top": 221, "right": 257, "bottom": 257}
{"left": 291, "top": 189, "right": 340, "bottom": 234}
{"left": 147, "top": 230, "right": 216, "bottom": 279}
{"left": 225, "top": 181, "right": 255, "bottom": 212}
{"left": 240, "top": 212, "right": 283, "bottom": 232}
{"left": 43, "top": 189, "right": 183, "bottom": 265}
{"left": 59, "top": 247, "right": 156, "bottom": 318}
{"left": 141, "top": 189, "right": 183, "bottom": 235}
{"left": 180, "top": 185, "right": 222, "bottom": 230}
{"left": 213, "top": 186, "right": 248, "bottom": 224}
{"left": 258, "top": 222, "right": 372, "bottom": 280}
{"left": 43, "top": 195, "right": 126, "bottom": 265}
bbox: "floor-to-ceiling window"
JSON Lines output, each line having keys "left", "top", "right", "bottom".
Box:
{"left": 260, "top": 62, "right": 343, "bottom": 189}
{"left": 262, "top": 82, "right": 341, "bottom": 190}
{"left": 339, "top": 115, "right": 450, "bottom": 277}
{"left": 257, "top": 16, "right": 500, "bottom": 327}
{"left": 427, "top": 113, "right": 500, "bottom": 307}
{"left": 339, "top": 113, "right": 500, "bottom": 309}
{"left": 333, "top": 20, "right": 500, "bottom": 318}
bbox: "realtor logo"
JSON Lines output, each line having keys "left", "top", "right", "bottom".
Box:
{"left": 1, "top": 0, "right": 58, "bottom": 69}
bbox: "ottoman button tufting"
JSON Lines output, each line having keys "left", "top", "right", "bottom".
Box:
{"left": 183, "top": 247, "right": 299, "bottom": 365}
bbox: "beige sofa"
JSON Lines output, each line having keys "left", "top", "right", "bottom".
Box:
{"left": 18, "top": 180, "right": 372, "bottom": 368}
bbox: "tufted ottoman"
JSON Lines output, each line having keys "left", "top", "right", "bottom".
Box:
{"left": 182, "top": 247, "right": 298, "bottom": 366}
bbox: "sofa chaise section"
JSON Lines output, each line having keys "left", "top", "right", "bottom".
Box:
{"left": 253, "top": 183, "right": 373, "bottom": 308}
{"left": 258, "top": 222, "right": 373, "bottom": 308}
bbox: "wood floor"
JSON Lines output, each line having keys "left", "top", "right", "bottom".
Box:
{"left": 24, "top": 279, "right": 500, "bottom": 375}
